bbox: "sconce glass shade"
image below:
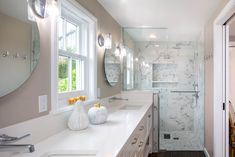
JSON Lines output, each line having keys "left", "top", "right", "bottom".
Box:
{"left": 104, "top": 33, "right": 112, "bottom": 49}
{"left": 114, "top": 44, "right": 127, "bottom": 57}
{"left": 115, "top": 47, "right": 120, "bottom": 57}
{"left": 121, "top": 46, "right": 126, "bottom": 56}
{"left": 47, "top": 0, "right": 59, "bottom": 17}
{"left": 31, "top": 0, "right": 47, "bottom": 18}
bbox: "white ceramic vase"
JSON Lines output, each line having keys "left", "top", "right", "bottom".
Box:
{"left": 88, "top": 104, "right": 108, "bottom": 125}
{"left": 68, "top": 101, "right": 89, "bottom": 131}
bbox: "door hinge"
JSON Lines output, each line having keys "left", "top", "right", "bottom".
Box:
{"left": 223, "top": 102, "right": 225, "bottom": 110}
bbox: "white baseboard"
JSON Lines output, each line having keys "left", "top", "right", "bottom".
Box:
{"left": 204, "top": 148, "right": 210, "bottom": 157}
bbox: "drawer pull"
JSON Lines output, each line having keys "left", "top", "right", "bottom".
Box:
{"left": 139, "top": 126, "right": 144, "bottom": 131}
{"left": 148, "top": 114, "right": 152, "bottom": 118}
{"left": 131, "top": 138, "right": 138, "bottom": 145}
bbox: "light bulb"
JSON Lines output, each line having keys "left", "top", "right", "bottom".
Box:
{"left": 121, "top": 47, "right": 126, "bottom": 56}
{"left": 149, "top": 34, "right": 157, "bottom": 39}
{"left": 104, "top": 33, "right": 112, "bottom": 49}
{"left": 48, "top": 0, "right": 59, "bottom": 17}
{"left": 115, "top": 48, "right": 120, "bottom": 57}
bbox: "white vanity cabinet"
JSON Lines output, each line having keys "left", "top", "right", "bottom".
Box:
{"left": 118, "top": 105, "right": 153, "bottom": 157}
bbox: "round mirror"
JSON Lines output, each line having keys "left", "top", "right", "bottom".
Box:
{"left": 104, "top": 47, "right": 121, "bottom": 86}
{"left": 0, "top": 0, "right": 40, "bottom": 97}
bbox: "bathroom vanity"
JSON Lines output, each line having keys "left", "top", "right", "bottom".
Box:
{"left": 0, "top": 91, "right": 154, "bottom": 157}
{"left": 117, "top": 106, "right": 153, "bottom": 157}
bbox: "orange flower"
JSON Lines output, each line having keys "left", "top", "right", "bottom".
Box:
{"left": 68, "top": 98, "right": 76, "bottom": 105}
{"left": 74, "top": 97, "right": 80, "bottom": 101}
{"left": 67, "top": 96, "right": 86, "bottom": 105}
{"left": 79, "top": 96, "right": 86, "bottom": 102}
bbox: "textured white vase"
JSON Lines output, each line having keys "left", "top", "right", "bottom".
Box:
{"left": 88, "top": 104, "right": 108, "bottom": 125}
{"left": 68, "top": 101, "right": 89, "bottom": 131}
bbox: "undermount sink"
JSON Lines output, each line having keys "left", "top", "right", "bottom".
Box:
{"left": 41, "top": 150, "right": 97, "bottom": 157}
{"left": 119, "top": 105, "right": 142, "bottom": 110}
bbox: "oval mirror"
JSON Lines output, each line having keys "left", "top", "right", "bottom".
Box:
{"left": 104, "top": 47, "right": 121, "bottom": 86}
{"left": 0, "top": 0, "right": 40, "bottom": 97}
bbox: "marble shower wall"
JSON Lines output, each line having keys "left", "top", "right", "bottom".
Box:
{"left": 129, "top": 41, "right": 204, "bottom": 150}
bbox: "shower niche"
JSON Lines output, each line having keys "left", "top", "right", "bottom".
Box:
{"left": 152, "top": 63, "right": 178, "bottom": 88}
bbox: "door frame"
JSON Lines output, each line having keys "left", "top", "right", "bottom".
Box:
{"left": 213, "top": 1, "right": 235, "bottom": 157}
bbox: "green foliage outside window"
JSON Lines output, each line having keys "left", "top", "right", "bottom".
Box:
{"left": 58, "top": 59, "right": 77, "bottom": 93}
{"left": 58, "top": 57, "right": 68, "bottom": 92}
{"left": 72, "top": 60, "right": 76, "bottom": 91}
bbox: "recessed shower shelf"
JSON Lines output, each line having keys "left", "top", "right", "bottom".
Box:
{"left": 152, "top": 63, "right": 177, "bottom": 65}
{"left": 152, "top": 81, "right": 178, "bottom": 83}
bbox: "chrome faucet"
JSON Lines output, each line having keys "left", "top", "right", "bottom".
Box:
{"left": 0, "top": 134, "right": 35, "bottom": 153}
{"left": 109, "top": 97, "right": 129, "bottom": 102}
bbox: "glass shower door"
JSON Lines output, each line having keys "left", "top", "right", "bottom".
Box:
{"left": 122, "top": 27, "right": 204, "bottom": 151}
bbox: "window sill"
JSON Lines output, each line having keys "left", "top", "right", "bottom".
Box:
{"left": 50, "top": 99, "right": 99, "bottom": 115}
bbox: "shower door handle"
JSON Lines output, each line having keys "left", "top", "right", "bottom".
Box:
{"left": 154, "top": 106, "right": 158, "bottom": 110}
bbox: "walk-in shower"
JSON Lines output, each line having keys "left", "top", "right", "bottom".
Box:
{"left": 122, "top": 28, "right": 204, "bottom": 151}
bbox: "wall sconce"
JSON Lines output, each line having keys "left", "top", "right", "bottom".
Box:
{"left": 28, "top": 0, "right": 59, "bottom": 19}
{"left": 30, "top": 0, "right": 48, "bottom": 18}
{"left": 2, "top": 51, "right": 10, "bottom": 57}
{"left": 115, "top": 44, "right": 126, "bottom": 57}
{"left": 115, "top": 44, "right": 120, "bottom": 57}
{"left": 121, "top": 46, "right": 126, "bottom": 57}
{"left": 104, "top": 33, "right": 112, "bottom": 49}
{"left": 47, "top": 0, "right": 59, "bottom": 17}
{"left": 98, "top": 33, "right": 112, "bottom": 49}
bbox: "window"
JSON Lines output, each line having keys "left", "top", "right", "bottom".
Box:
{"left": 58, "top": 17, "right": 85, "bottom": 93}
{"left": 51, "top": 0, "right": 97, "bottom": 112}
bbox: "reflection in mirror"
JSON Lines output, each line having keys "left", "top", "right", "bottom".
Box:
{"left": 0, "top": 0, "right": 40, "bottom": 97}
{"left": 104, "top": 47, "right": 121, "bottom": 86}
{"left": 123, "top": 47, "right": 134, "bottom": 90}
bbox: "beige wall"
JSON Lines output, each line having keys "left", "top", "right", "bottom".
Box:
{"left": 230, "top": 48, "right": 235, "bottom": 109}
{"left": 0, "top": 0, "right": 122, "bottom": 129}
{"left": 204, "top": 0, "right": 229, "bottom": 156}
{"left": 75, "top": 0, "right": 122, "bottom": 98}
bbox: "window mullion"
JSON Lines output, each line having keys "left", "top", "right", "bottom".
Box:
{"left": 76, "top": 59, "right": 79, "bottom": 91}
{"left": 68, "top": 57, "right": 72, "bottom": 92}
{"left": 59, "top": 49, "right": 85, "bottom": 59}
{"left": 83, "top": 58, "right": 86, "bottom": 92}
{"left": 63, "top": 19, "right": 66, "bottom": 50}
{"left": 76, "top": 25, "right": 79, "bottom": 53}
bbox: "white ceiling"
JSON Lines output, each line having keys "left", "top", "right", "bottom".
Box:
{"left": 124, "top": 28, "right": 168, "bottom": 41}
{"left": 0, "top": 0, "right": 28, "bottom": 22}
{"left": 98, "top": 0, "right": 222, "bottom": 41}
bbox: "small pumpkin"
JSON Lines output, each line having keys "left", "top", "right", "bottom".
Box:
{"left": 88, "top": 103, "right": 108, "bottom": 125}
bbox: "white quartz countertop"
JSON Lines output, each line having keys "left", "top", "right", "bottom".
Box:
{"left": 12, "top": 101, "right": 152, "bottom": 157}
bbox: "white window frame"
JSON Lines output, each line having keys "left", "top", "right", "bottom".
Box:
{"left": 51, "top": 0, "right": 97, "bottom": 114}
